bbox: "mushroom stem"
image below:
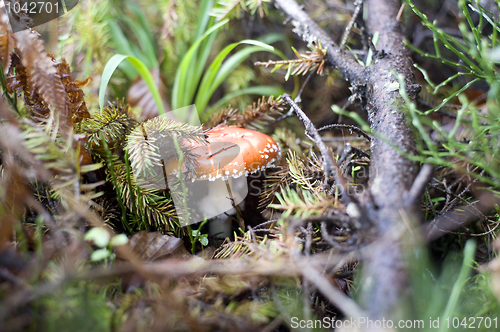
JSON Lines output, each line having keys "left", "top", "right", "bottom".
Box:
{"left": 224, "top": 177, "right": 245, "bottom": 230}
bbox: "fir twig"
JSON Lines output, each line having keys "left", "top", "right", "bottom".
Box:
{"left": 255, "top": 42, "right": 326, "bottom": 80}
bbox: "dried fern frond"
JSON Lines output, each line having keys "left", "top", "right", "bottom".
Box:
{"left": 209, "top": 96, "right": 284, "bottom": 129}
{"left": 0, "top": 11, "right": 15, "bottom": 73}
{"left": 255, "top": 41, "right": 327, "bottom": 80}
{"left": 55, "top": 58, "right": 91, "bottom": 123}
{"left": 4, "top": 26, "right": 91, "bottom": 128}
{"left": 15, "top": 30, "right": 68, "bottom": 126}
{"left": 126, "top": 116, "right": 207, "bottom": 179}
{"left": 7, "top": 54, "right": 49, "bottom": 119}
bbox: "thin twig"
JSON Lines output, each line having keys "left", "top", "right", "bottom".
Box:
{"left": 301, "top": 262, "right": 367, "bottom": 320}
{"left": 317, "top": 123, "right": 371, "bottom": 141}
{"left": 321, "top": 222, "right": 359, "bottom": 252}
{"left": 296, "top": 70, "right": 315, "bottom": 103}
{"left": 405, "top": 164, "right": 434, "bottom": 206}
{"left": 282, "top": 93, "right": 352, "bottom": 205}
{"left": 396, "top": 3, "right": 406, "bottom": 22}
{"left": 423, "top": 190, "right": 500, "bottom": 242}
{"left": 340, "top": 0, "right": 365, "bottom": 49}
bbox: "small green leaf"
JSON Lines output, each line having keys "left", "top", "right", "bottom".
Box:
{"left": 110, "top": 234, "right": 129, "bottom": 247}
{"left": 91, "top": 248, "right": 112, "bottom": 261}
{"left": 199, "top": 236, "right": 209, "bottom": 247}
{"left": 84, "top": 227, "right": 110, "bottom": 248}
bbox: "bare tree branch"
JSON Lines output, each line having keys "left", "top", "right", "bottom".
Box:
{"left": 274, "top": 0, "right": 425, "bottom": 319}
{"left": 282, "top": 94, "right": 354, "bottom": 206}
{"left": 274, "top": 0, "right": 365, "bottom": 83}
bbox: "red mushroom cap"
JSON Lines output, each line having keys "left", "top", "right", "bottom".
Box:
{"left": 189, "top": 127, "right": 281, "bottom": 181}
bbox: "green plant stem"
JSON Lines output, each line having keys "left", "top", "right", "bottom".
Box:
{"left": 100, "top": 133, "right": 132, "bottom": 234}
{"left": 171, "top": 135, "right": 195, "bottom": 252}
{"left": 438, "top": 240, "right": 476, "bottom": 332}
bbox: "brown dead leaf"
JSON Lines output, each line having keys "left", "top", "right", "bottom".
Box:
{"left": 127, "top": 231, "right": 191, "bottom": 261}
{"left": 127, "top": 68, "right": 170, "bottom": 120}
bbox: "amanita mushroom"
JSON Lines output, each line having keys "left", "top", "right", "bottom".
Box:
{"left": 166, "top": 126, "right": 281, "bottom": 238}
{"left": 191, "top": 126, "right": 281, "bottom": 180}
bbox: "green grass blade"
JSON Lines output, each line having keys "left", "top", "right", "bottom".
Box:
{"left": 99, "top": 54, "right": 166, "bottom": 115}
{"left": 126, "top": 2, "right": 156, "bottom": 46}
{"left": 195, "top": 40, "right": 274, "bottom": 113}
{"left": 190, "top": 16, "right": 218, "bottom": 107}
{"left": 188, "top": 0, "right": 217, "bottom": 105}
{"left": 121, "top": 16, "right": 158, "bottom": 68}
{"left": 107, "top": 21, "right": 139, "bottom": 79}
{"left": 195, "top": 0, "right": 216, "bottom": 41}
{"left": 438, "top": 240, "right": 476, "bottom": 332}
{"left": 171, "top": 18, "right": 229, "bottom": 112}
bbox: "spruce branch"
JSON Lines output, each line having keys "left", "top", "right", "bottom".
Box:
{"left": 255, "top": 42, "right": 327, "bottom": 80}
{"left": 276, "top": 0, "right": 423, "bottom": 318}
{"left": 126, "top": 116, "right": 206, "bottom": 179}
{"left": 78, "top": 103, "right": 136, "bottom": 154}
{"left": 210, "top": 96, "right": 284, "bottom": 129}
{"left": 113, "top": 162, "right": 179, "bottom": 232}
{"left": 270, "top": 187, "right": 332, "bottom": 219}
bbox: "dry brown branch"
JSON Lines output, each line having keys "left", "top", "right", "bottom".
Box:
{"left": 275, "top": 0, "right": 424, "bottom": 318}
{"left": 301, "top": 262, "right": 367, "bottom": 319}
